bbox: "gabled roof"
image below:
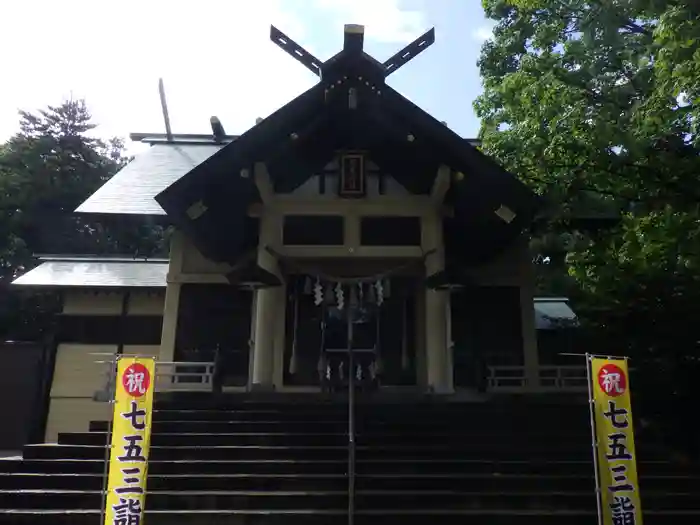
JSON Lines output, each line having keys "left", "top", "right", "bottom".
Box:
{"left": 12, "top": 257, "right": 169, "bottom": 288}
{"left": 11, "top": 256, "right": 279, "bottom": 290}
{"left": 153, "top": 25, "right": 541, "bottom": 264}
{"left": 74, "top": 133, "right": 482, "bottom": 217}
{"left": 534, "top": 297, "right": 579, "bottom": 330}
{"left": 75, "top": 143, "right": 223, "bottom": 215}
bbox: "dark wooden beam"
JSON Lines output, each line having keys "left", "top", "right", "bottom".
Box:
{"left": 270, "top": 25, "right": 322, "bottom": 77}
{"left": 383, "top": 28, "right": 435, "bottom": 77}
{"left": 343, "top": 24, "right": 365, "bottom": 54}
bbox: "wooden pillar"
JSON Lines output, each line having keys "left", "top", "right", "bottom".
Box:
{"left": 422, "top": 213, "right": 449, "bottom": 393}
{"left": 519, "top": 238, "right": 540, "bottom": 390}
{"left": 445, "top": 291, "right": 454, "bottom": 392}
{"left": 251, "top": 210, "right": 282, "bottom": 390}
{"left": 247, "top": 291, "right": 258, "bottom": 387}
{"left": 251, "top": 288, "right": 276, "bottom": 389}
{"left": 159, "top": 231, "right": 185, "bottom": 362}
{"left": 414, "top": 282, "right": 427, "bottom": 388}
{"left": 271, "top": 284, "right": 287, "bottom": 390}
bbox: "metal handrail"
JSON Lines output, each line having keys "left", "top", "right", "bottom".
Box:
{"left": 346, "top": 312, "right": 356, "bottom": 525}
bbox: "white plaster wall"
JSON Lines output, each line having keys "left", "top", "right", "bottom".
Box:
{"left": 128, "top": 291, "right": 165, "bottom": 315}
{"left": 45, "top": 343, "right": 162, "bottom": 441}
{"left": 62, "top": 291, "right": 123, "bottom": 315}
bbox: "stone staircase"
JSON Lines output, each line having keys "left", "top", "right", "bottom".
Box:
{"left": 0, "top": 395, "right": 698, "bottom": 524}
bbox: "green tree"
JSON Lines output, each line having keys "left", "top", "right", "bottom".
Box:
{"left": 0, "top": 100, "right": 167, "bottom": 338}
{"left": 477, "top": 0, "right": 700, "bottom": 456}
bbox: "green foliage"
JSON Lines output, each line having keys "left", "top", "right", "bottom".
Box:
{"left": 478, "top": 0, "right": 700, "bottom": 453}
{"left": 0, "top": 100, "right": 167, "bottom": 339}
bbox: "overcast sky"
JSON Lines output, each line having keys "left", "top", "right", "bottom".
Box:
{"left": 0, "top": 0, "right": 494, "bottom": 146}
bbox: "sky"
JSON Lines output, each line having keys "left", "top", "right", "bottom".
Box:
{"left": 0, "top": 0, "right": 495, "bottom": 147}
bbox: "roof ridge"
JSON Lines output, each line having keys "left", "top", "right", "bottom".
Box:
{"left": 35, "top": 255, "right": 169, "bottom": 263}
{"left": 129, "top": 132, "right": 240, "bottom": 145}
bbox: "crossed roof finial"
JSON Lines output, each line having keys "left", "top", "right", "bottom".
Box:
{"left": 269, "top": 24, "right": 435, "bottom": 79}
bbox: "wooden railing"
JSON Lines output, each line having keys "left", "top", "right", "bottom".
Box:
{"left": 538, "top": 365, "right": 588, "bottom": 391}
{"left": 156, "top": 361, "right": 216, "bottom": 391}
{"left": 486, "top": 365, "right": 588, "bottom": 392}
{"left": 92, "top": 356, "right": 591, "bottom": 397}
{"left": 92, "top": 355, "right": 216, "bottom": 400}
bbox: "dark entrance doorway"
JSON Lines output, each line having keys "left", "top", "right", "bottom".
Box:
{"left": 175, "top": 284, "right": 252, "bottom": 387}
{"left": 451, "top": 286, "right": 524, "bottom": 389}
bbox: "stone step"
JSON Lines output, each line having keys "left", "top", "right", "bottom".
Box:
{"left": 0, "top": 508, "right": 577, "bottom": 525}
{"left": 1, "top": 397, "right": 689, "bottom": 524}
{"left": 0, "top": 473, "right": 345, "bottom": 491}
{"left": 149, "top": 408, "right": 591, "bottom": 425}
{"left": 151, "top": 398, "right": 590, "bottom": 411}
{"left": 23, "top": 443, "right": 624, "bottom": 462}
{"left": 0, "top": 489, "right": 695, "bottom": 511}
{"left": 89, "top": 419, "right": 592, "bottom": 436}
{"left": 1, "top": 508, "right": 698, "bottom": 525}
{"left": 7, "top": 453, "right": 690, "bottom": 476}
{"left": 58, "top": 431, "right": 593, "bottom": 448}
{"left": 1, "top": 471, "right": 698, "bottom": 492}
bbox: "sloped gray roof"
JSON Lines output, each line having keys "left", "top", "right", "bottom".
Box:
{"left": 13, "top": 260, "right": 579, "bottom": 330}
{"left": 534, "top": 297, "right": 578, "bottom": 330}
{"left": 12, "top": 259, "right": 168, "bottom": 288}
{"left": 75, "top": 144, "right": 223, "bottom": 215}
{"left": 75, "top": 132, "right": 479, "bottom": 217}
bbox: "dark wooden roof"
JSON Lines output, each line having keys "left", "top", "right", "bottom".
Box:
{"left": 153, "top": 28, "right": 541, "bottom": 265}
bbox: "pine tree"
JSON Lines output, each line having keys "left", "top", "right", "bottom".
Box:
{"left": 0, "top": 99, "right": 166, "bottom": 338}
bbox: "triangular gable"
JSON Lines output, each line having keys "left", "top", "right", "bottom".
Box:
{"left": 152, "top": 24, "right": 541, "bottom": 264}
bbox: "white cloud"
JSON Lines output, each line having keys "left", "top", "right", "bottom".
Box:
{"left": 1, "top": 0, "right": 427, "bottom": 145}
{"left": 314, "top": 0, "right": 427, "bottom": 43}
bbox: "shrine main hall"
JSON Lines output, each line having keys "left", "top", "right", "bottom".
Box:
{"left": 13, "top": 24, "right": 579, "bottom": 442}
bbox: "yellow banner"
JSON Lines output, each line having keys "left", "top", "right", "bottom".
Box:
{"left": 590, "top": 357, "right": 643, "bottom": 525}
{"left": 103, "top": 356, "right": 156, "bottom": 525}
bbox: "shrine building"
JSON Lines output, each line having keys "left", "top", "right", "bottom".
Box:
{"left": 11, "top": 24, "right": 580, "bottom": 442}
